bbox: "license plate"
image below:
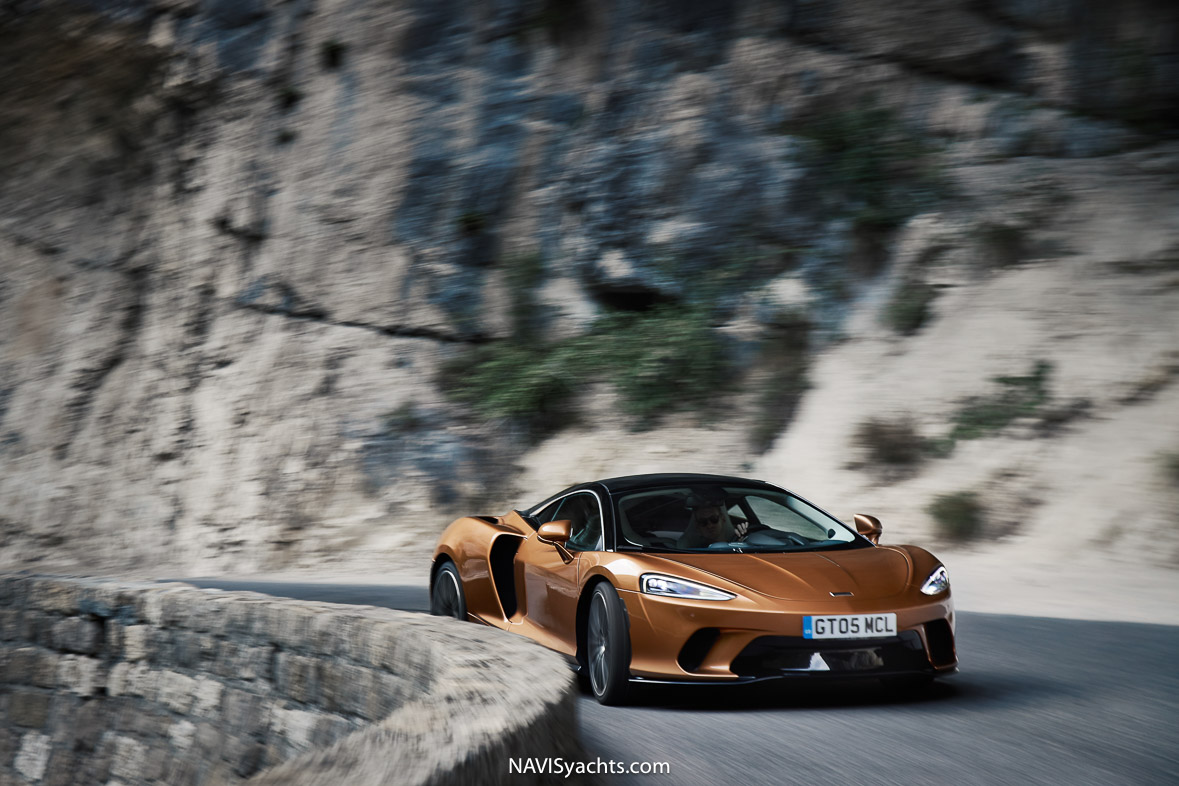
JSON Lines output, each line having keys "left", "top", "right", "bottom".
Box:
{"left": 803, "top": 613, "right": 897, "bottom": 639}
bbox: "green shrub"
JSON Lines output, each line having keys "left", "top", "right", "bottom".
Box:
{"left": 916, "top": 360, "right": 1081, "bottom": 456}
{"left": 503, "top": 252, "right": 545, "bottom": 341}
{"left": 750, "top": 316, "right": 810, "bottom": 452}
{"left": 923, "top": 436, "right": 956, "bottom": 459}
{"left": 441, "top": 341, "right": 579, "bottom": 427}
{"left": 1034, "top": 398, "right": 1091, "bottom": 436}
{"left": 457, "top": 211, "right": 487, "bottom": 235}
{"left": 590, "top": 305, "right": 730, "bottom": 425}
{"left": 439, "top": 304, "right": 731, "bottom": 436}
{"left": 927, "top": 491, "right": 985, "bottom": 542}
{"left": 651, "top": 238, "right": 795, "bottom": 310}
{"left": 884, "top": 278, "right": 937, "bottom": 335}
{"left": 975, "top": 222, "right": 1024, "bottom": 268}
{"left": 854, "top": 416, "right": 927, "bottom": 468}
{"left": 795, "top": 103, "right": 944, "bottom": 231}
{"left": 383, "top": 402, "right": 424, "bottom": 433}
{"left": 950, "top": 360, "right": 1051, "bottom": 441}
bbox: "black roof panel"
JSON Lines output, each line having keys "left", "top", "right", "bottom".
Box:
{"left": 594, "top": 473, "right": 779, "bottom": 494}
{"left": 525, "top": 474, "right": 786, "bottom": 513}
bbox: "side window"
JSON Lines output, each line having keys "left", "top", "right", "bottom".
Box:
{"left": 563, "top": 493, "right": 604, "bottom": 552}
{"left": 535, "top": 499, "right": 564, "bottom": 525}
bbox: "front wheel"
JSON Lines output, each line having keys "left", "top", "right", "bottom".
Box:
{"left": 586, "top": 582, "right": 631, "bottom": 705}
{"left": 431, "top": 561, "right": 468, "bottom": 621}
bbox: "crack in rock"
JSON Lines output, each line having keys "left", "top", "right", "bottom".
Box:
{"left": 236, "top": 301, "right": 487, "bottom": 344}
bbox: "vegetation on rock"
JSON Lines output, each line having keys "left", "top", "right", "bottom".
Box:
{"left": 950, "top": 360, "right": 1052, "bottom": 441}
{"left": 854, "top": 415, "right": 929, "bottom": 470}
{"left": 750, "top": 315, "right": 811, "bottom": 453}
{"left": 884, "top": 277, "right": 938, "bottom": 335}
{"left": 441, "top": 303, "right": 731, "bottom": 436}
{"left": 927, "top": 491, "right": 985, "bottom": 542}
{"left": 795, "top": 104, "right": 945, "bottom": 232}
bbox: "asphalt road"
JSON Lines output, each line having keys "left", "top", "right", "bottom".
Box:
{"left": 181, "top": 579, "right": 1179, "bottom": 785}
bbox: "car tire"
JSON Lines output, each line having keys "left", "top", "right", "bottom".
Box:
{"left": 586, "top": 582, "right": 631, "bottom": 705}
{"left": 431, "top": 561, "right": 468, "bottom": 621}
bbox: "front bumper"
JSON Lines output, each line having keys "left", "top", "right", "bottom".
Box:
{"left": 619, "top": 587, "right": 956, "bottom": 681}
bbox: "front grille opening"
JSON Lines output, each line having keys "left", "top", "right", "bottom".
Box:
{"left": 677, "top": 628, "right": 720, "bottom": 673}
{"left": 730, "top": 631, "right": 928, "bottom": 678}
{"left": 731, "top": 642, "right": 817, "bottom": 675}
{"left": 924, "top": 619, "right": 956, "bottom": 667}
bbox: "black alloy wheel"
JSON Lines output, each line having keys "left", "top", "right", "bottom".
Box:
{"left": 431, "top": 561, "right": 468, "bottom": 621}
{"left": 586, "top": 582, "right": 631, "bottom": 705}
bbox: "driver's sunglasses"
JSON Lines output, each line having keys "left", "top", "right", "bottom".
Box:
{"left": 697, "top": 513, "right": 721, "bottom": 525}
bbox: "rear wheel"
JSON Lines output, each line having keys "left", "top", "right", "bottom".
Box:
{"left": 586, "top": 582, "right": 631, "bottom": 705}
{"left": 431, "top": 561, "right": 468, "bottom": 621}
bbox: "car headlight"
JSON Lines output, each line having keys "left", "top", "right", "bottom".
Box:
{"left": 640, "top": 573, "right": 735, "bottom": 601}
{"left": 920, "top": 565, "right": 949, "bottom": 595}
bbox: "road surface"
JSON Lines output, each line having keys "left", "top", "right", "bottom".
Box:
{"left": 180, "top": 578, "right": 1179, "bottom": 785}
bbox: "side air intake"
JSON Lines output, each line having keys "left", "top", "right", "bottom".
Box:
{"left": 489, "top": 535, "right": 522, "bottom": 618}
{"left": 924, "top": 619, "right": 956, "bottom": 667}
{"left": 677, "top": 628, "right": 720, "bottom": 673}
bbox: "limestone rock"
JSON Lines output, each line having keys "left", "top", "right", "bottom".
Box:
{"left": 14, "top": 732, "right": 51, "bottom": 782}
{"left": 0, "top": 0, "right": 1174, "bottom": 577}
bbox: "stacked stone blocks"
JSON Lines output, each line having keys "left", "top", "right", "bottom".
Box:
{"left": 0, "top": 575, "right": 580, "bottom": 786}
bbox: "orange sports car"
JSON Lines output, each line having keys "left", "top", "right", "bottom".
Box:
{"left": 430, "top": 473, "right": 956, "bottom": 704}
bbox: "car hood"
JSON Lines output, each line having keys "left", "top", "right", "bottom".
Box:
{"left": 657, "top": 547, "right": 913, "bottom": 601}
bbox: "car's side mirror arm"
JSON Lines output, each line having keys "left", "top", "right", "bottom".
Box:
{"left": 537, "top": 520, "right": 575, "bottom": 561}
{"left": 854, "top": 514, "right": 883, "bottom": 545}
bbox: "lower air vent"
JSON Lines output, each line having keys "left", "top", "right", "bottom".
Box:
{"left": 677, "top": 628, "right": 720, "bottom": 673}
{"left": 923, "top": 619, "right": 956, "bottom": 667}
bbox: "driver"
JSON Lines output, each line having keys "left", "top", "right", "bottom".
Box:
{"left": 677, "top": 491, "right": 747, "bottom": 548}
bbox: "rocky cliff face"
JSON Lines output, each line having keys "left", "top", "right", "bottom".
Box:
{"left": 1, "top": 0, "right": 1176, "bottom": 575}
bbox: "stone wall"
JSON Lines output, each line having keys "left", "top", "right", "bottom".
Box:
{"left": 0, "top": 575, "right": 582, "bottom": 785}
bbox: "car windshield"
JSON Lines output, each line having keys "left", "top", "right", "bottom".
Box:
{"left": 615, "top": 484, "right": 866, "bottom": 553}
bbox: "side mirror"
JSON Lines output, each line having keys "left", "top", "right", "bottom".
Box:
{"left": 853, "top": 514, "right": 882, "bottom": 545}
{"left": 537, "top": 520, "right": 572, "bottom": 545}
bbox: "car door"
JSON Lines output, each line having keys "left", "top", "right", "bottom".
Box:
{"left": 515, "top": 491, "right": 602, "bottom": 654}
